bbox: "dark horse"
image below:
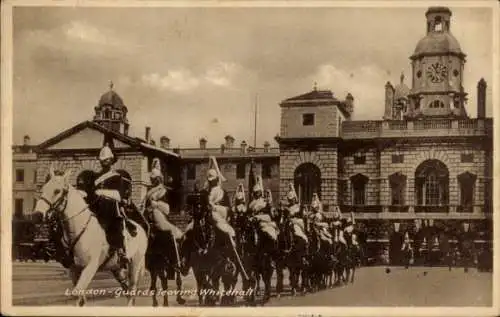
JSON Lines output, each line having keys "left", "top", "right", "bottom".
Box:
{"left": 306, "top": 223, "right": 332, "bottom": 292}
{"left": 235, "top": 212, "right": 276, "bottom": 305}
{"left": 275, "top": 208, "right": 308, "bottom": 298}
{"left": 181, "top": 189, "right": 239, "bottom": 306}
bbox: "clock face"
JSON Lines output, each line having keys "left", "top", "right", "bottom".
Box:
{"left": 426, "top": 62, "right": 448, "bottom": 83}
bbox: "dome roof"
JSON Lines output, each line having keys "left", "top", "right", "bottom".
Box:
{"left": 394, "top": 73, "right": 410, "bottom": 100}
{"left": 99, "top": 90, "right": 125, "bottom": 108}
{"left": 413, "top": 32, "right": 463, "bottom": 57}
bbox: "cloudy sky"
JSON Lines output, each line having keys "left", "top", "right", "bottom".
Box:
{"left": 12, "top": 5, "right": 494, "bottom": 147}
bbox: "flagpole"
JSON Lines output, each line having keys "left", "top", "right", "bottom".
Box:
{"left": 254, "top": 94, "right": 258, "bottom": 148}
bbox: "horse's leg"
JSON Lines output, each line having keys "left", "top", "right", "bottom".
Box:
{"left": 149, "top": 270, "right": 159, "bottom": 307}
{"left": 350, "top": 267, "right": 355, "bottom": 284}
{"left": 262, "top": 266, "right": 272, "bottom": 304}
{"left": 175, "top": 271, "right": 186, "bottom": 305}
{"left": 159, "top": 270, "right": 169, "bottom": 307}
{"left": 72, "top": 257, "right": 101, "bottom": 306}
{"left": 276, "top": 260, "right": 284, "bottom": 299}
{"left": 112, "top": 268, "right": 129, "bottom": 291}
{"left": 126, "top": 252, "right": 145, "bottom": 306}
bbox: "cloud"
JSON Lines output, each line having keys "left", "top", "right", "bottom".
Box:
{"left": 141, "top": 70, "right": 200, "bottom": 92}
{"left": 64, "top": 21, "right": 108, "bottom": 45}
{"left": 204, "top": 62, "right": 238, "bottom": 87}
{"left": 141, "top": 62, "right": 242, "bottom": 93}
{"left": 311, "top": 64, "right": 398, "bottom": 119}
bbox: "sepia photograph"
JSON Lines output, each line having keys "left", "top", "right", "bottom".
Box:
{"left": 1, "top": 0, "right": 498, "bottom": 315}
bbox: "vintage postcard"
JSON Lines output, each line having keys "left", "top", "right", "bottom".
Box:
{"left": 1, "top": 0, "right": 498, "bottom": 316}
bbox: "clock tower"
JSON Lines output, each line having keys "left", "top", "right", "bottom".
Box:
{"left": 408, "top": 7, "right": 468, "bottom": 118}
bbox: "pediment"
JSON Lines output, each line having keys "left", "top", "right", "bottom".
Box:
{"left": 38, "top": 121, "right": 136, "bottom": 151}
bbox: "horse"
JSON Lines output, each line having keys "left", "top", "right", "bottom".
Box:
{"left": 275, "top": 209, "right": 308, "bottom": 298}
{"left": 182, "top": 190, "right": 239, "bottom": 306}
{"left": 306, "top": 223, "right": 332, "bottom": 292}
{"left": 236, "top": 212, "right": 276, "bottom": 305}
{"left": 145, "top": 229, "right": 186, "bottom": 307}
{"left": 33, "top": 167, "right": 148, "bottom": 306}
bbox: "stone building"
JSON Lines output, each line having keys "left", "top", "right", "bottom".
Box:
{"left": 12, "top": 136, "right": 38, "bottom": 219}
{"left": 276, "top": 7, "right": 493, "bottom": 242}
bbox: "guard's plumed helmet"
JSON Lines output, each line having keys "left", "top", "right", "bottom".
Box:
{"left": 310, "top": 193, "right": 322, "bottom": 211}
{"left": 264, "top": 189, "right": 273, "bottom": 204}
{"left": 99, "top": 144, "right": 114, "bottom": 162}
{"left": 206, "top": 156, "right": 226, "bottom": 183}
{"left": 150, "top": 158, "right": 163, "bottom": 181}
{"left": 287, "top": 183, "right": 298, "bottom": 201}
{"left": 253, "top": 175, "right": 264, "bottom": 193}
{"left": 235, "top": 183, "right": 246, "bottom": 202}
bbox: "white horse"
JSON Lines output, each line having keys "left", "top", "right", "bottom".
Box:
{"left": 33, "top": 167, "right": 148, "bottom": 306}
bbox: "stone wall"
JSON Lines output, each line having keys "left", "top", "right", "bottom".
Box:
{"left": 35, "top": 151, "right": 148, "bottom": 207}
{"left": 280, "top": 105, "right": 340, "bottom": 138}
{"left": 279, "top": 145, "right": 338, "bottom": 207}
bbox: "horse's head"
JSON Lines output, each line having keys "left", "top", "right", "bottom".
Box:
{"left": 33, "top": 167, "right": 73, "bottom": 222}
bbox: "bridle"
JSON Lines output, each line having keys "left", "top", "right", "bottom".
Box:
{"left": 41, "top": 186, "right": 93, "bottom": 255}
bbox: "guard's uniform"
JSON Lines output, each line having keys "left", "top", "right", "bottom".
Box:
{"left": 308, "top": 194, "right": 332, "bottom": 244}
{"left": 284, "top": 183, "right": 308, "bottom": 243}
{"left": 249, "top": 176, "right": 278, "bottom": 241}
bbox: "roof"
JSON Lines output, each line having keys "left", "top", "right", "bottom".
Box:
{"left": 36, "top": 120, "right": 179, "bottom": 159}
{"left": 283, "top": 89, "right": 336, "bottom": 103}
{"left": 98, "top": 90, "right": 127, "bottom": 110}
{"left": 412, "top": 32, "right": 463, "bottom": 57}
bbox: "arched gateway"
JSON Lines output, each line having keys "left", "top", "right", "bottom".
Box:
{"left": 293, "top": 163, "right": 321, "bottom": 205}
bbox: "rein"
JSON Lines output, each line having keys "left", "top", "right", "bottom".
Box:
{"left": 45, "top": 189, "right": 93, "bottom": 256}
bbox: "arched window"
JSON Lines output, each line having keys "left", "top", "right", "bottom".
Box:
{"left": 294, "top": 163, "right": 321, "bottom": 205}
{"left": 389, "top": 172, "right": 407, "bottom": 206}
{"left": 351, "top": 173, "right": 369, "bottom": 206}
{"left": 429, "top": 100, "right": 444, "bottom": 109}
{"left": 415, "top": 160, "right": 449, "bottom": 206}
{"left": 434, "top": 16, "right": 443, "bottom": 31}
{"left": 458, "top": 172, "right": 476, "bottom": 212}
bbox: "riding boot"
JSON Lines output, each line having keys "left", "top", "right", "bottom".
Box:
{"left": 125, "top": 219, "right": 138, "bottom": 237}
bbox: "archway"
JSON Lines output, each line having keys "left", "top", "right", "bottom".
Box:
{"left": 294, "top": 163, "right": 321, "bottom": 205}
{"left": 415, "top": 159, "right": 449, "bottom": 206}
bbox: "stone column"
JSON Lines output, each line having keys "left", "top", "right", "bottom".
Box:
{"left": 407, "top": 177, "right": 415, "bottom": 213}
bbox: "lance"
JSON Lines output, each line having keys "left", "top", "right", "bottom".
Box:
{"left": 171, "top": 231, "right": 182, "bottom": 269}
{"left": 229, "top": 235, "right": 249, "bottom": 281}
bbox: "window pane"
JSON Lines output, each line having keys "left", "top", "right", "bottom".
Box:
{"left": 16, "top": 169, "right": 24, "bottom": 182}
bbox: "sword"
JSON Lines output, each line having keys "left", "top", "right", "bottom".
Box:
{"left": 171, "top": 231, "right": 182, "bottom": 269}
{"left": 229, "top": 235, "right": 249, "bottom": 281}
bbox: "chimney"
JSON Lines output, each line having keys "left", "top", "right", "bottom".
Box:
{"left": 199, "top": 138, "right": 207, "bottom": 150}
{"left": 224, "top": 135, "right": 235, "bottom": 149}
{"left": 23, "top": 135, "right": 31, "bottom": 146}
{"left": 160, "top": 136, "right": 170, "bottom": 149}
{"left": 240, "top": 140, "right": 247, "bottom": 154}
{"left": 124, "top": 123, "right": 129, "bottom": 136}
{"left": 263, "top": 141, "right": 270, "bottom": 153}
{"left": 220, "top": 144, "right": 225, "bottom": 154}
{"left": 345, "top": 93, "right": 354, "bottom": 117}
{"left": 477, "top": 78, "right": 486, "bottom": 118}
{"left": 145, "top": 127, "right": 151, "bottom": 143}
{"left": 384, "top": 82, "right": 394, "bottom": 120}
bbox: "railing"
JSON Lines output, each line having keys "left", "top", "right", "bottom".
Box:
{"left": 414, "top": 119, "right": 451, "bottom": 130}
{"left": 340, "top": 118, "right": 492, "bottom": 139}
{"left": 414, "top": 206, "right": 449, "bottom": 213}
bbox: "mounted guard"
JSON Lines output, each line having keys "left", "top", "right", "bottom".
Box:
{"left": 308, "top": 193, "right": 332, "bottom": 244}
{"left": 143, "top": 158, "right": 183, "bottom": 270}
{"left": 91, "top": 144, "right": 137, "bottom": 267}
{"left": 284, "top": 183, "right": 308, "bottom": 243}
{"left": 249, "top": 176, "right": 278, "bottom": 241}
{"left": 232, "top": 183, "right": 248, "bottom": 216}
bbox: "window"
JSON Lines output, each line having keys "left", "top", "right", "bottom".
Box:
{"left": 15, "top": 169, "right": 24, "bottom": 183}
{"left": 262, "top": 163, "right": 272, "bottom": 179}
{"left": 236, "top": 162, "right": 246, "bottom": 179}
{"left": 302, "top": 113, "right": 315, "bottom": 126}
{"left": 186, "top": 164, "right": 196, "bottom": 180}
{"left": 354, "top": 155, "right": 366, "bottom": 165}
{"left": 14, "top": 199, "right": 23, "bottom": 219}
{"left": 389, "top": 173, "right": 407, "bottom": 206}
{"left": 415, "top": 159, "right": 449, "bottom": 206}
{"left": 429, "top": 100, "right": 444, "bottom": 108}
{"left": 351, "top": 174, "right": 368, "bottom": 206}
{"left": 391, "top": 154, "right": 404, "bottom": 164}
{"left": 458, "top": 172, "right": 476, "bottom": 210}
{"left": 461, "top": 154, "right": 474, "bottom": 163}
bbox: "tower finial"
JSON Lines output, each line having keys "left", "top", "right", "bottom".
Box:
{"left": 109, "top": 80, "right": 114, "bottom": 91}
